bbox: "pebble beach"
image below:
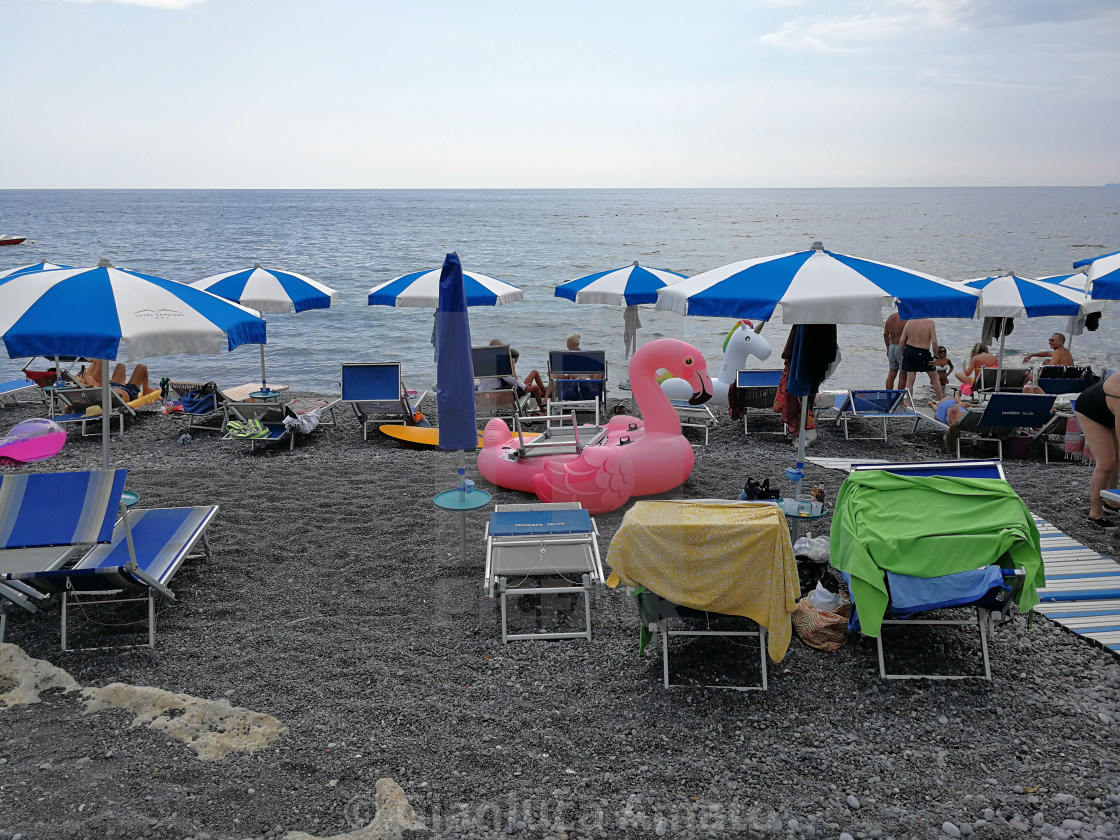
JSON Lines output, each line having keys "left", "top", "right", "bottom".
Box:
{"left": 1, "top": 385, "right": 1118, "bottom": 840}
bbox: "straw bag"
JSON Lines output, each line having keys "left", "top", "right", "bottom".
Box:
{"left": 793, "top": 584, "right": 852, "bottom": 652}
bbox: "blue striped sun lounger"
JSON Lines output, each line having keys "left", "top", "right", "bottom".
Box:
{"left": 0, "top": 378, "right": 37, "bottom": 407}
{"left": 0, "top": 468, "right": 218, "bottom": 650}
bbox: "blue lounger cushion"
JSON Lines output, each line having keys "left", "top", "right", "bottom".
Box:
{"left": 488, "top": 509, "right": 593, "bottom": 537}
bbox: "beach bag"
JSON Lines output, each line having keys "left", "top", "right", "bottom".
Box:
{"left": 180, "top": 383, "right": 217, "bottom": 415}
{"left": 739, "top": 477, "right": 781, "bottom": 502}
{"left": 793, "top": 583, "right": 852, "bottom": 652}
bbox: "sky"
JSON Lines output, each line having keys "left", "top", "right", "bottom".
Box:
{"left": 1, "top": 0, "right": 1118, "bottom": 188}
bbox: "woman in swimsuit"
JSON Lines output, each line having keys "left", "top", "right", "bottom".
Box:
{"left": 78, "top": 360, "right": 152, "bottom": 403}
{"left": 1075, "top": 371, "right": 1120, "bottom": 527}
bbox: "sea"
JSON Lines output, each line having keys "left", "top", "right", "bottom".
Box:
{"left": 1, "top": 188, "right": 1117, "bottom": 395}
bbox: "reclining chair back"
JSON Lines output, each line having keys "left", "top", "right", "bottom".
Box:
{"left": 473, "top": 345, "right": 526, "bottom": 420}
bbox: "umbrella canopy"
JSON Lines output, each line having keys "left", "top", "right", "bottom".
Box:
{"left": 964, "top": 272, "right": 1104, "bottom": 319}
{"left": 0, "top": 257, "right": 267, "bottom": 468}
{"left": 1073, "top": 250, "right": 1120, "bottom": 300}
{"left": 555, "top": 262, "right": 686, "bottom": 306}
{"left": 192, "top": 263, "right": 337, "bottom": 313}
{"left": 0, "top": 260, "right": 70, "bottom": 280}
{"left": 369, "top": 268, "right": 522, "bottom": 308}
{"left": 656, "top": 241, "right": 978, "bottom": 325}
{"left": 192, "top": 263, "right": 337, "bottom": 391}
{"left": 1037, "top": 272, "right": 1090, "bottom": 293}
{"left": 435, "top": 252, "right": 478, "bottom": 451}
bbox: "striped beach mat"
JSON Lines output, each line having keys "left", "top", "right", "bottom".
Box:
{"left": 1032, "top": 514, "right": 1120, "bottom": 655}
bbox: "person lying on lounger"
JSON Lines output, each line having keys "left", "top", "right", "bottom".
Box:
{"left": 77, "top": 360, "right": 154, "bottom": 403}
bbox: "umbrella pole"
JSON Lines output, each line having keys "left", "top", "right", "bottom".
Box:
{"left": 456, "top": 450, "right": 469, "bottom": 564}
{"left": 996, "top": 318, "right": 1007, "bottom": 390}
{"left": 101, "top": 362, "right": 111, "bottom": 470}
{"left": 259, "top": 344, "right": 268, "bottom": 393}
{"left": 794, "top": 398, "right": 808, "bottom": 502}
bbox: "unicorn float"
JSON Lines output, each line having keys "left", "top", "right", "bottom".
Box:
{"left": 477, "top": 338, "right": 713, "bottom": 515}
{"left": 661, "top": 320, "right": 771, "bottom": 406}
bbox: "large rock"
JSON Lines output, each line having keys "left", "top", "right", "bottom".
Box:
{"left": 0, "top": 642, "right": 79, "bottom": 706}
{"left": 286, "top": 778, "right": 431, "bottom": 840}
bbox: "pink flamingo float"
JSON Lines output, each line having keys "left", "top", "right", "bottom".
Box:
{"left": 477, "top": 338, "right": 713, "bottom": 514}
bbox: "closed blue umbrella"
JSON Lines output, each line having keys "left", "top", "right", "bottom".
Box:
{"left": 433, "top": 252, "right": 488, "bottom": 564}
{"left": 436, "top": 252, "right": 478, "bottom": 451}
{"left": 0, "top": 257, "right": 266, "bottom": 467}
{"left": 1073, "top": 250, "right": 1120, "bottom": 300}
{"left": 193, "top": 262, "right": 337, "bottom": 393}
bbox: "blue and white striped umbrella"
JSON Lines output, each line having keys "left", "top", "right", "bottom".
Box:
{"left": 656, "top": 241, "right": 978, "bottom": 325}
{"left": 964, "top": 272, "right": 1103, "bottom": 319}
{"left": 1073, "top": 250, "right": 1120, "bottom": 300}
{"left": 555, "top": 262, "right": 686, "bottom": 306}
{"left": 1, "top": 258, "right": 266, "bottom": 362}
{"left": 0, "top": 260, "right": 70, "bottom": 280}
{"left": 192, "top": 263, "right": 336, "bottom": 392}
{"left": 191, "top": 263, "right": 337, "bottom": 314}
{"left": 1037, "top": 272, "right": 1090, "bottom": 293}
{"left": 369, "top": 268, "right": 522, "bottom": 308}
{"left": 0, "top": 257, "right": 266, "bottom": 467}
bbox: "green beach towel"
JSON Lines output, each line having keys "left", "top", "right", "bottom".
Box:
{"left": 830, "top": 471, "right": 1043, "bottom": 638}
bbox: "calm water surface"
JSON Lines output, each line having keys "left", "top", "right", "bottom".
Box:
{"left": 1, "top": 188, "right": 1117, "bottom": 393}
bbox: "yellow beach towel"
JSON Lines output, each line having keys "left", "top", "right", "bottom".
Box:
{"left": 606, "top": 501, "right": 800, "bottom": 661}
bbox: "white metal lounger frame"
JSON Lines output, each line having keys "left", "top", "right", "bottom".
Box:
{"left": 484, "top": 502, "right": 605, "bottom": 643}
{"left": 835, "top": 389, "right": 922, "bottom": 442}
{"left": 850, "top": 460, "right": 1020, "bottom": 680}
{"left": 54, "top": 507, "right": 217, "bottom": 651}
{"left": 637, "top": 499, "right": 771, "bottom": 691}
{"left": 669, "top": 400, "right": 716, "bottom": 445}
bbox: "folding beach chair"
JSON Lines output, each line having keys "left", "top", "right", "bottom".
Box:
{"left": 733, "top": 369, "right": 784, "bottom": 435}
{"left": 951, "top": 392, "right": 1057, "bottom": 460}
{"left": 836, "top": 460, "right": 1042, "bottom": 680}
{"left": 51, "top": 387, "right": 129, "bottom": 438}
{"left": 975, "top": 366, "right": 1031, "bottom": 396}
{"left": 0, "top": 377, "right": 38, "bottom": 407}
{"left": 223, "top": 398, "right": 340, "bottom": 451}
{"left": 1035, "top": 365, "right": 1095, "bottom": 396}
{"left": 668, "top": 400, "right": 716, "bottom": 445}
{"left": 170, "top": 381, "right": 247, "bottom": 432}
{"left": 607, "top": 500, "right": 800, "bottom": 690}
{"left": 834, "top": 389, "right": 924, "bottom": 441}
{"left": 341, "top": 362, "right": 418, "bottom": 440}
{"left": 483, "top": 502, "right": 605, "bottom": 642}
{"left": 546, "top": 350, "right": 608, "bottom": 422}
{"left": 473, "top": 345, "right": 530, "bottom": 422}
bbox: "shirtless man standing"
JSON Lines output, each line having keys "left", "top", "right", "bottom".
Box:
{"left": 883, "top": 312, "right": 905, "bottom": 389}
{"left": 898, "top": 318, "right": 944, "bottom": 400}
{"left": 1024, "top": 332, "right": 1074, "bottom": 367}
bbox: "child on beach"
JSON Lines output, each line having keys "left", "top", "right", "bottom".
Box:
{"left": 932, "top": 346, "right": 954, "bottom": 390}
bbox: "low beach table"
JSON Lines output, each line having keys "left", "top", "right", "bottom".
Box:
{"left": 434, "top": 483, "right": 491, "bottom": 566}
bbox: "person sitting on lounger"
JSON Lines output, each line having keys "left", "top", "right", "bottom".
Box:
{"left": 77, "top": 360, "right": 153, "bottom": 403}
{"left": 1023, "top": 332, "right": 1074, "bottom": 367}
{"left": 476, "top": 341, "right": 547, "bottom": 412}
{"left": 954, "top": 342, "right": 999, "bottom": 392}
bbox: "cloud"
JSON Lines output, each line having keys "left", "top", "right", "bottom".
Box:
{"left": 56, "top": 0, "right": 204, "bottom": 8}
{"left": 893, "top": 0, "right": 1119, "bottom": 29}
{"left": 758, "top": 14, "right": 906, "bottom": 51}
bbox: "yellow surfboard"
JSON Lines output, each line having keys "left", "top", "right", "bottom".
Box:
{"left": 378, "top": 424, "right": 538, "bottom": 449}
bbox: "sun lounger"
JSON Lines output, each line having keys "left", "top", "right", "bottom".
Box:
{"left": 975, "top": 366, "right": 1031, "bottom": 395}
{"left": 51, "top": 387, "right": 128, "bottom": 438}
{"left": 669, "top": 399, "right": 716, "bottom": 445}
{"left": 473, "top": 345, "right": 531, "bottom": 422}
{"left": 952, "top": 392, "right": 1057, "bottom": 460}
{"left": 1035, "top": 365, "right": 1095, "bottom": 396}
{"left": 483, "top": 503, "right": 604, "bottom": 642}
{"left": 169, "top": 381, "right": 248, "bottom": 432}
{"left": 733, "top": 369, "right": 784, "bottom": 435}
{"left": 0, "top": 377, "right": 38, "bottom": 407}
{"left": 834, "top": 460, "right": 1043, "bottom": 680}
{"left": 833, "top": 389, "right": 923, "bottom": 441}
{"left": 607, "top": 500, "right": 800, "bottom": 690}
{"left": 5, "top": 503, "right": 218, "bottom": 651}
{"left": 546, "top": 350, "right": 608, "bottom": 422}
{"left": 341, "top": 362, "right": 418, "bottom": 440}
{"left": 223, "top": 399, "right": 340, "bottom": 451}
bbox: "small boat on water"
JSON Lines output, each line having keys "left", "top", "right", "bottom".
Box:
{"left": 0, "top": 235, "right": 27, "bottom": 246}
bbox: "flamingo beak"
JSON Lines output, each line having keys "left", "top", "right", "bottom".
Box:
{"left": 689, "top": 369, "right": 714, "bottom": 405}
